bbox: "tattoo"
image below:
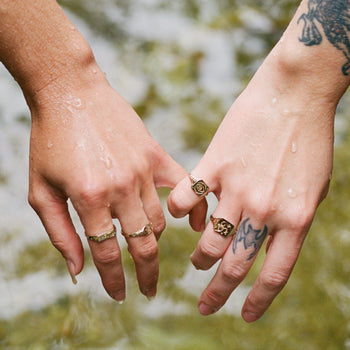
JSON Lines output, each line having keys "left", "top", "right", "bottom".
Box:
{"left": 232, "top": 218, "right": 268, "bottom": 260}
{"left": 298, "top": 0, "right": 350, "bottom": 75}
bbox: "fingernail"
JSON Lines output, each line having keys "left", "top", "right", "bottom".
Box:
{"left": 242, "top": 311, "right": 259, "bottom": 323}
{"left": 66, "top": 260, "right": 77, "bottom": 285}
{"left": 198, "top": 302, "right": 216, "bottom": 316}
{"left": 142, "top": 288, "right": 157, "bottom": 301}
{"left": 113, "top": 291, "right": 125, "bottom": 304}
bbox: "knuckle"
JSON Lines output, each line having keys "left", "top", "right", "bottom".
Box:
{"left": 93, "top": 248, "right": 121, "bottom": 266}
{"left": 147, "top": 203, "right": 166, "bottom": 235}
{"left": 246, "top": 194, "right": 274, "bottom": 223}
{"left": 114, "top": 172, "right": 136, "bottom": 197}
{"left": 137, "top": 241, "right": 158, "bottom": 262}
{"left": 49, "top": 236, "right": 66, "bottom": 253}
{"left": 245, "top": 293, "right": 270, "bottom": 311}
{"left": 205, "top": 287, "right": 226, "bottom": 305}
{"left": 285, "top": 203, "right": 314, "bottom": 231}
{"left": 28, "top": 191, "right": 40, "bottom": 211}
{"left": 198, "top": 240, "right": 223, "bottom": 260}
{"left": 76, "top": 183, "right": 107, "bottom": 206}
{"left": 28, "top": 189, "right": 46, "bottom": 212}
{"left": 222, "top": 263, "right": 247, "bottom": 283}
{"left": 153, "top": 216, "right": 166, "bottom": 236}
{"left": 259, "top": 270, "right": 288, "bottom": 291}
{"left": 255, "top": 200, "right": 273, "bottom": 222}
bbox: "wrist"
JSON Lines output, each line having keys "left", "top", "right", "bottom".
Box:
{"left": 0, "top": 0, "right": 103, "bottom": 110}
{"left": 22, "top": 43, "right": 104, "bottom": 112}
{"left": 258, "top": 0, "right": 350, "bottom": 106}
{"left": 266, "top": 38, "right": 349, "bottom": 106}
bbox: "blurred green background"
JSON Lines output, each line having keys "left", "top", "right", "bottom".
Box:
{"left": 1, "top": 0, "right": 350, "bottom": 349}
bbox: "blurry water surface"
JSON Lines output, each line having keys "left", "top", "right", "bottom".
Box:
{"left": 1, "top": 0, "right": 350, "bottom": 349}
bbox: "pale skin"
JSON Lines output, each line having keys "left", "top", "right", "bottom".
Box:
{"left": 0, "top": 0, "right": 206, "bottom": 302}
{"left": 168, "top": 0, "right": 350, "bottom": 322}
{"left": 1, "top": 0, "right": 349, "bottom": 322}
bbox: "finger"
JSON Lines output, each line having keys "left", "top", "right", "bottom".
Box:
{"left": 154, "top": 151, "right": 188, "bottom": 189}
{"left": 167, "top": 173, "right": 212, "bottom": 219}
{"left": 28, "top": 182, "right": 84, "bottom": 283}
{"left": 117, "top": 195, "right": 159, "bottom": 300}
{"left": 197, "top": 217, "right": 268, "bottom": 316}
{"left": 141, "top": 183, "right": 166, "bottom": 241}
{"left": 72, "top": 193, "right": 125, "bottom": 302}
{"left": 241, "top": 230, "right": 304, "bottom": 323}
{"left": 191, "top": 200, "right": 242, "bottom": 270}
{"left": 189, "top": 199, "right": 208, "bottom": 232}
{"left": 156, "top": 153, "right": 208, "bottom": 231}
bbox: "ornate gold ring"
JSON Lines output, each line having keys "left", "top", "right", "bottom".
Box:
{"left": 210, "top": 215, "right": 236, "bottom": 237}
{"left": 189, "top": 175, "right": 209, "bottom": 197}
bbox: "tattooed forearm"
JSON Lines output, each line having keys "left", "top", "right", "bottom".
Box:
{"left": 232, "top": 218, "right": 268, "bottom": 260}
{"left": 298, "top": 0, "right": 350, "bottom": 75}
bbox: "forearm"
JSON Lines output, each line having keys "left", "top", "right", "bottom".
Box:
{"left": 256, "top": 0, "right": 350, "bottom": 108}
{"left": 0, "top": 0, "right": 99, "bottom": 108}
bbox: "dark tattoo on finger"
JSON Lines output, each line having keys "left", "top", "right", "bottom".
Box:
{"left": 232, "top": 218, "right": 268, "bottom": 260}
{"left": 298, "top": 0, "right": 350, "bottom": 75}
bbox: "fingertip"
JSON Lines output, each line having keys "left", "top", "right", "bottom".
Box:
{"left": 242, "top": 310, "right": 260, "bottom": 323}
{"left": 167, "top": 190, "right": 188, "bottom": 218}
{"left": 167, "top": 178, "right": 201, "bottom": 218}
{"left": 66, "top": 260, "right": 78, "bottom": 284}
{"left": 189, "top": 199, "right": 208, "bottom": 232}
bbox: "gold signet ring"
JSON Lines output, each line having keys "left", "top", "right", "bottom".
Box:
{"left": 210, "top": 215, "right": 236, "bottom": 237}
{"left": 189, "top": 175, "right": 209, "bottom": 197}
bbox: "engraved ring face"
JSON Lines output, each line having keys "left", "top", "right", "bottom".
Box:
{"left": 210, "top": 216, "right": 236, "bottom": 237}
{"left": 122, "top": 223, "right": 153, "bottom": 238}
{"left": 86, "top": 225, "right": 117, "bottom": 243}
{"left": 190, "top": 175, "right": 209, "bottom": 197}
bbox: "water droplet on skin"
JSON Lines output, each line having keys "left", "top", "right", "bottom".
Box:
{"left": 241, "top": 156, "right": 247, "bottom": 168}
{"left": 92, "top": 68, "right": 97, "bottom": 74}
{"left": 100, "top": 156, "right": 112, "bottom": 169}
{"left": 282, "top": 109, "right": 290, "bottom": 117}
{"left": 99, "top": 144, "right": 105, "bottom": 152}
{"left": 291, "top": 142, "right": 297, "bottom": 153}
{"left": 75, "top": 141, "right": 86, "bottom": 150}
{"left": 287, "top": 188, "right": 297, "bottom": 198}
{"left": 47, "top": 141, "right": 54, "bottom": 149}
{"left": 271, "top": 97, "right": 277, "bottom": 105}
{"left": 66, "top": 96, "right": 84, "bottom": 113}
{"left": 71, "top": 98, "right": 82, "bottom": 108}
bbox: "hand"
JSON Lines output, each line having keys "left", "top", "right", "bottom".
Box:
{"left": 0, "top": 0, "right": 205, "bottom": 302}
{"left": 27, "top": 69, "right": 202, "bottom": 301}
{"left": 168, "top": 45, "right": 337, "bottom": 321}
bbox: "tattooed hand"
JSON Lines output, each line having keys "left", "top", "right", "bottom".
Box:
{"left": 168, "top": 0, "right": 350, "bottom": 322}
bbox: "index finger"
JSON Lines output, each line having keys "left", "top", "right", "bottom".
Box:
{"left": 167, "top": 174, "right": 211, "bottom": 218}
